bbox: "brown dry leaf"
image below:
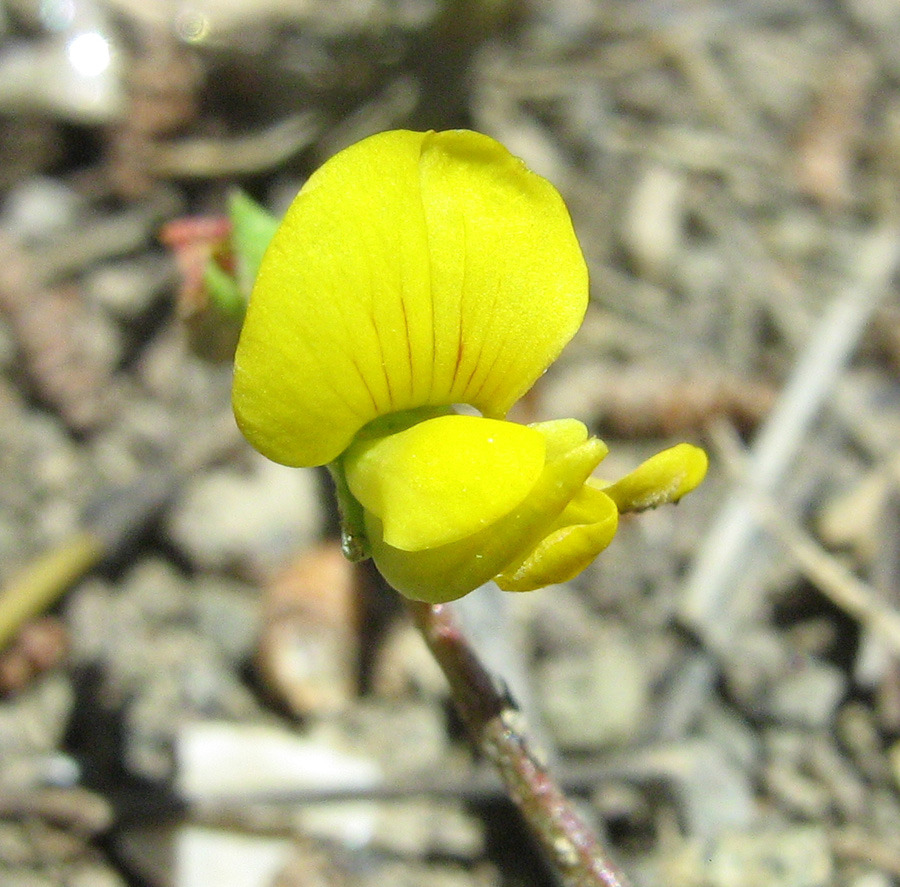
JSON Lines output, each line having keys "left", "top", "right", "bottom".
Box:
{"left": 106, "top": 33, "right": 203, "bottom": 198}
{"left": 794, "top": 48, "right": 873, "bottom": 210}
{"left": 0, "top": 233, "right": 123, "bottom": 430}
{"left": 0, "top": 617, "right": 68, "bottom": 695}
{"left": 539, "top": 365, "right": 776, "bottom": 438}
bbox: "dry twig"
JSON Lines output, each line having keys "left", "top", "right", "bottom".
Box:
{"left": 680, "top": 223, "right": 900, "bottom": 648}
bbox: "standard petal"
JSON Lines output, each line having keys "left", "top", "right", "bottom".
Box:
{"left": 232, "top": 129, "right": 588, "bottom": 467}
{"left": 418, "top": 131, "right": 588, "bottom": 419}
{"left": 343, "top": 414, "right": 546, "bottom": 551}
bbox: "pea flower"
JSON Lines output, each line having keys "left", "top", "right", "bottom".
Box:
{"left": 232, "top": 130, "right": 707, "bottom": 603}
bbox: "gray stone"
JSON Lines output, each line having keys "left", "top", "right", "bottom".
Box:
{"left": 697, "top": 706, "right": 762, "bottom": 774}
{"left": 166, "top": 452, "right": 322, "bottom": 575}
{"left": 613, "top": 739, "right": 757, "bottom": 841}
{"left": 370, "top": 620, "right": 447, "bottom": 701}
{"left": 0, "top": 872, "right": 58, "bottom": 887}
{"left": 359, "top": 860, "right": 499, "bottom": 887}
{"left": 0, "top": 674, "right": 73, "bottom": 757}
{"left": 622, "top": 163, "right": 686, "bottom": 283}
{"left": 83, "top": 255, "right": 173, "bottom": 320}
{"left": 309, "top": 700, "right": 449, "bottom": 779}
{"left": 0, "top": 315, "right": 15, "bottom": 369}
{"left": 0, "top": 821, "right": 40, "bottom": 867}
{"left": 1, "top": 176, "right": 83, "bottom": 242}
{"left": 65, "top": 863, "right": 127, "bottom": 887}
{"left": 765, "top": 658, "right": 846, "bottom": 729}
{"left": 536, "top": 622, "right": 650, "bottom": 750}
{"left": 848, "top": 872, "right": 894, "bottom": 887}
{"left": 706, "top": 826, "right": 833, "bottom": 887}
{"left": 298, "top": 800, "right": 484, "bottom": 860}
{"left": 66, "top": 561, "right": 263, "bottom": 781}
{"left": 661, "top": 825, "right": 834, "bottom": 887}
{"left": 190, "top": 577, "right": 261, "bottom": 663}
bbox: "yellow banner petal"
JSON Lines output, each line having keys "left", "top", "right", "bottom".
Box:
{"left": 232, "top": 129, "right": 588, "bottom": 467}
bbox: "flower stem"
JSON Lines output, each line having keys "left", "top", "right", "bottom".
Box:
{"left": 407, "top": 599, "right": 632, "bottom": 887}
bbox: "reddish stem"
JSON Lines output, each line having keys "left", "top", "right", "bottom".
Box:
{"left": 408, "top": 600, "right": 631, "bottom": 887}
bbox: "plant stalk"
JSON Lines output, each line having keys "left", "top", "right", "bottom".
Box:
{"left": 407, "top": 599, "right": 631, "bottom": 887}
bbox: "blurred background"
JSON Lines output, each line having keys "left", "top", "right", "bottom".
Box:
{"left": 2, "top": 0, "right": 900, "bottom": 885}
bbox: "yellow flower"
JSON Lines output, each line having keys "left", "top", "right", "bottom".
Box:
{"left": 232, "top": 129, "right": 707, "bottom": 603}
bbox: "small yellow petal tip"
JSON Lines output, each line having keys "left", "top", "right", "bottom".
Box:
{"left": 601, "top": 443, "right": 708, "bottom": 513}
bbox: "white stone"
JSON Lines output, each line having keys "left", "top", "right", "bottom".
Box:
{"left": 176, "top": 826, "right": 292, "bottom": 887}
{"left": 176, "top": 720, "right": 381, "bottom": 802}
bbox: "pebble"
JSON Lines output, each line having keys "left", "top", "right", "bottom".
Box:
{"left": 707, "top": 826, "right": 833, "bottom": 887}
{"left": 664, "top": 825, "right": 833, "bottom": 887}
{"left": 220, "top": 834, "right": 351, "bottom": 887}
{"left": 763, "top": 757, "right": 831, "bottom": 819}
{"left": 65, "top": 864, "right": 127, "bottom": 887}
{"left": 123, "top": 640, "right": 260, "bottom": 778}
{"left": 308, "top": 700, "right": 450, "bottom": 779}
{"left": 0, "top": 315, "right": 15, "bottom": 369}
{"left": 0, "top": 29, "right": 124, "bottom": 123}
{"left": 190, "top": 575, "right": 261, "bottom": 663}
{"left": 1, "top": 176, "right": 83, "bottom": 242}
{"left": 807, "top": 733, "right": 869, "bottom": 821}
{"left": 176, "top": 826, "right": 292, "bottom": 887}
{"left": 724, "top": 26, "right": 831, "bottom": 124}
{"left": 0, "top": 674, "right": 73, "bottom": 757}
{"left": 816, "top": 467, "right": 889, "bottom": 566}
{"left": 719, "top": 627, "right": 793, "bottom": 714}
{"left": 844, "top": 0, "right": 900, "bottom": 76}
{"left": 136, "top": 325, "right": 234, "bottom": 411}
{"left": 697, "top": 706, "right": 762, "bottom": 774}
{"left": 619, "top": 739, "right": 757, "bottom": 841}
{"left": 621, "top": 163, "right": 686, "bottom": 283}
{"left": 0, "top": 821, "right": 42, "bottom": 868}
{"left": 258, "top": 543, "right": 359, "bottom": 717}
{"left": 82, "top": 255, "right": 174, "bottom": 320}
{"left": 356, "top": 860, "right": 499, "bottom": 887}
{"left": 885, "top": 740, "right": 900, "bottom": 795}
{"left": 848, "top": 873, "right": 894, "bottom": 887}
{"left": 0, "top": 402, "right": 96, "bottom": 559}
{"left": 0, "top": 872, "right": 58, "bottom": 887}
{"left": 673, "top": 246, "right": 730, "bottom": 307}
{"left": 535, "top": 621, "right": 650, "bottom": 750}
{"left": 522, "top": 582, "right": 604, "bottom": 654}
{"left": 765, "top": 658, "right": 846, "bottom": 729}
{"left": 166, "top": 452, "right": 322, "bottom": 576}
{"left": 838, "top": 702, "right": 892, "bottom": 783}
{"left": 0, "top": 752, "right": 80, "bottom": 791}
{"left": 9, "top": 283, "right": 125, "bottom": 431}
{"left": 370, "top": 619, "right": 447, "bottom": 701}
{"left": 66, "top": 561, "right": 264, "bottom": 780}
{"left": 298, "top": 799, "right": 485, "bottom": 859}
{"left": 176, "top": 720, "right": 381, "bottom": 801}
